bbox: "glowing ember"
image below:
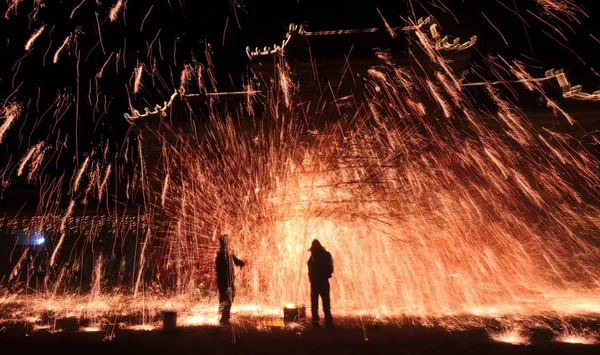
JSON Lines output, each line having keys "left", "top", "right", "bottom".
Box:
{"left": 33, "top": 324, "right": 63, "bottom": 334}
{"left": 32, "top": 324, "right": 51, "bottom": 331}
{"left": 490, "top": 327, "right": 531, "bottom": 345}
{"left": 79, "top": 326, "right": 102, "bottom": 333}
{"left": 24, "top": 317, "right": 40, "bottom": 323}
{"left": 259, "top": 319, "right": 285, "bottom": 328}
{"left": 124, "top": 324, "right": 157, "bottom": 332}
{"left": 555, "top": 329, "right": 599, "bottom": 345}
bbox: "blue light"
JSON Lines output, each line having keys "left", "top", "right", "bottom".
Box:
{"left": 31, "top": 235, "right": 45, "bottom": 245}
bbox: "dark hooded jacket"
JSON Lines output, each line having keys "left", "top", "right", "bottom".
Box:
{"left": 215, "top": 236, "right": 245, "bottom": 290}
{"left": 307, "top": 240, "right": 333, "bottom": 284}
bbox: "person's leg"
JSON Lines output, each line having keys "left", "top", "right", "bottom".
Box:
{"left": 218, "top": 287, "right": 226, "bottom": 321}
{"left": 218, "top": 287, "right": 225, "bottom": 320}
{"left": 322, "top": 281, "right": 333, "bottom": 327}
{"left": 310, "top": 284, "right": 320, "bottom": 327}
{"left": 219, "top": 286, "right": 232, "bottom": 325}
{"left": 221, "top": 301, "right": 232, "bottom": 325}
{"left": 225, "top": 285, "right": 235, "bottom": 324}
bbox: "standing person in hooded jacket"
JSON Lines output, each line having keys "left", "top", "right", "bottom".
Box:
{"left": 215, "top": 234, "right": 245, "bottom": 325}
{"left": 307, "top": 239, "right": 334, "bottom": 328}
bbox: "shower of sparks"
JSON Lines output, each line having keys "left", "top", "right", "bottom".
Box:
{"left": 125, "top": 324, "right": 157, "bottom": 331}
{"left": 536, "top": 0, "right": 587, "bottom": 24}
{"left": 555, "top": 329, "right": 599, "bottom": 345}
{"left": 17, "top": 142, "right": 46, "bottom": 182}
{"left": 0, "top": 0, "right": 599, "bottom": 339}
{"left": 490, "top": 327, "right": 531, "bottom": 345}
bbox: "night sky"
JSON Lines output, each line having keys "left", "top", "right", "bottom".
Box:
{"left": 0, "top": 0, "right": 598, "bottom": 210}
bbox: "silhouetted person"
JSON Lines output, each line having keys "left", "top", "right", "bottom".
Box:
{"left": 215, "top": 234, "right": 245, "bottom": 325}
{"left": 307, "top": 239, "right": 334, "bottom": 328}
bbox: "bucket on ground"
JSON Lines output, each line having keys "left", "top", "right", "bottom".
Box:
{"left": 163, "top": 311, "right": 177, "bottom": 332}
{"left": 283, "top": 304, "right": 306, "bottom": 324}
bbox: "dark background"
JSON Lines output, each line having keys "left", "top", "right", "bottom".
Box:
{"left": 0, "top": 0, "right": 598, "bottom": 212}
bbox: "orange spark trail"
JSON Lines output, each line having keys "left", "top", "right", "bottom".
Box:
{"left": 72, "top": 156, "right": 90, "bottom": 192}
{"left": 133, "top": 64, "right": 144, "bottom": 94}
{"left": 0, "top": 102, "right": 21, "bottom": 144}
{"left": 161, "top": 174, "right": 169, "bottom": 207}
{"left": 109, "top": 0, "right": 124, "bottom": 23}
{"left": 50, "top": 200, "right": 76, "bottom": 267}
{"left": 25, "top": 25, "right": 46, "bottom": 51}
{"left": 481, "top": 11, "right": 509, "bottom": 45}
{"left": 98, "top": 164, "right": 111, "bottom": 200}
{"left": 53, "top": 36, "right": 71, "bottom": 64}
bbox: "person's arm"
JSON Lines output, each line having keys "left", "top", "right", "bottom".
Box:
{"left": 232, "top": 254, "right": 245, "bottom": 267}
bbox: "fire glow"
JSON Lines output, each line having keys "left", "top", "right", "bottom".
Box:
{"left": 555, "top": 330, "right": 599, "bottom": 345}
{"left": 1, "top": 0, "right": 600, "bottom": 340}
{"left": 490, "top": 327, "right": 531, "bottom": 345}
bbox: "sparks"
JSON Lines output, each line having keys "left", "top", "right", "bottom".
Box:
{"left": 25, "top": 25, "right": 46, "bottom": 51}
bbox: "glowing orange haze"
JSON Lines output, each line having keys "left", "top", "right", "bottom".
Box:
{"left": 2, "top": 4, "right": 600, "bottom": 339}
{"left": 148, "top": 19, "right": 600, "bottom": 324}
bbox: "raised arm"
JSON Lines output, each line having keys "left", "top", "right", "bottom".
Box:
{"left": 232, "top": 254, "right": 246, "bottom": 267}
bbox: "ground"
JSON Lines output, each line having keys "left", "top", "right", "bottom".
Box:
{"left": 1, "top": 321, "right": 599, "bottom": 355}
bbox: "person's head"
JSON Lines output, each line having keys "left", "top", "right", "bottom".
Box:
{"left": 309, "top": 239, "right": 324, "bottom": 253}
{"left": 219, "top": 234, "right": 229, "bottom": 250}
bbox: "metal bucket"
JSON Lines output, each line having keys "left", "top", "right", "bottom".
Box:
{"left": 283, "top": 304, "right": 306, "bottom": 324}
{"left": 162, "top": 311, "right": 177, "bottom": 332}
